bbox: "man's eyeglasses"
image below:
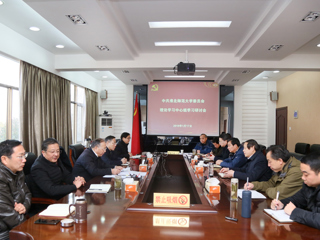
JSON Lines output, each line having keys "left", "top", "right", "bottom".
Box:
{"left": 46, "top": 150, "right": 61, "bottom": 154}
{"left": 16, "top": 153, "right": 28, "bottom": 160}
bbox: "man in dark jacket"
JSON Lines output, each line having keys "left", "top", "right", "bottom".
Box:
{"left": 0, "top": 140, "right": 31, "bottom": 240}
{"left": 194, "top": 134, "right": 214, "bottom": 154}
{"left": 214, "top": 133, "right": 232, "bottom": 161}
{"left": 101, "top": 135, "right": 127, "bottom": 167}
{"left": 216, "top": 138, "right": 247, "bottom": 168}
{"left": 271, "top": 153, "right": 320, "bottom": 229}
{"left": 29, "top": 138, "right": 85, "bottom": 200}
{"left": 220, "top": 139, "right": 272, "bottom": 181}
{"left": 73, "top": 138, "right": 122, "bottom": 182}
{"left": 114, "top": 132, "right": 132, "bottom": 161}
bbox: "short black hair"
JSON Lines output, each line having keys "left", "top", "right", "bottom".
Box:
{"left": 0, "top": 140, "right": 22, "bottom": 159}
{"left": 266, "top": 145, "right": 290, "bottom": 162}
{"left": 105, "top": 135, "right": 115, "bottom": 143}
{"left": 245, "top": 139, "right": 259, "bottom": 151}
{"left": 42, "top": 138, "right": 59, "bottom": 151}
{"left": 200, "top": 133, "right": 207, "bottom": 138}
{"left": 301, "top": 153, "right": 320, "bottom": 174}
{"left": 212, "top": 137, "right": 219, "bottom": 144}
{"left": 228, "top": 138, "right": 240, "bottom": 147}
{"left": 120, "top": 132, "right": 130, "bottom": 139}
{"left": 91, "top": 138, "right": 105, "bottom": 148}
{"left": 219, "top": 133, "right": 231, "bottom": 141}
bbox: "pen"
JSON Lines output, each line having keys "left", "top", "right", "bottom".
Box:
{"left": 225, "top": 216, "right": 238, "bottom": 222}
{"left": 275, "top": 191, "right": 279, "bottom": 210}
{"left": 246, "top": 177, "right": 249, "bottom": 188}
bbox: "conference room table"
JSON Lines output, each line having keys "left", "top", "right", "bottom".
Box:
{"left": 10, "top": 154, "right": 319, "bottom": 240}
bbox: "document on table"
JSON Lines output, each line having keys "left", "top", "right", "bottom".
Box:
{"left": 103, "top": 175, "right": 127, "bottom": 178}
{"left": 118, "top": 170, "right": 147, "bottom": 177}
{"left": 237, "top": 189, "right": 267, "bottom": 199}
{"left": 39, "top": 204, "right": 74, "bottom": 218}
{"left": 86, "top": 184, "right": 111, "bottom": 193}
{"left": 131, "top": 155, "right": 141, "bottom": 159}
{"left": 264, "top": 209, "right": 294, "bottom": 223}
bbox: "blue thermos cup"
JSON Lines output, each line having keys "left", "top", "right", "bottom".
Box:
{"left": 241, "top": 190, "right": 252, "bottom": 218}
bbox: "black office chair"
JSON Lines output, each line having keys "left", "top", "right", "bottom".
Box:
{"left": 290, "top": 142, "right": 310, "bottom": 160}
{"left": 68, "top": 144, "right": 85, "bottom": 167}
{"left": 310, "top": 144, "right": 320, "bottom": 154}
{"left": 23, "top": 152, "right": 37, "bottom": 176}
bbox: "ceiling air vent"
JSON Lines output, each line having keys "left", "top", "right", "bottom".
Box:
{"left": 66, "top": 15, "right": 86, "bottom": 25}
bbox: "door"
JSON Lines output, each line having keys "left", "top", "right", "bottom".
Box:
{"left": 276, "top": 107, "right": 287, "bottom": 148}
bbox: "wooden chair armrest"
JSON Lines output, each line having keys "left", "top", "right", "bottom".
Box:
{"left": 31, "top": 197, "right": 57, "bottom": 205}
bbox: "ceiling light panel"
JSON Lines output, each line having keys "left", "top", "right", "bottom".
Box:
{"left": 149, "top": 21, "right": 231, "bottom": 28}
{"left": 302, "top": 11, "right": 320, "bottom": 22}
{"left": 155, "top": 41, "right": 221, "bottom": 46}
{"left": 29, "top": 26, "right": 40, "bottom": 32}
{"left": 268, "top": 45, "right": 283, "bottom": 51}
{"left": 66, "top": 15, "right": 87, "bottom": 25}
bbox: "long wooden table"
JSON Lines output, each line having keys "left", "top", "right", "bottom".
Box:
{"left": 10, "top": 154, "right": 319, "bottom": 240}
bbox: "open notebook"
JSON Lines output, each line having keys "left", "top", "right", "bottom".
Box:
{"left": 264, "top": 209, "right": 294, "bottom": 223}
{"left": 238, "top": 189, "right": 267, "bottom": 199}
{"left": 39, "top": 204, "right": 75, "bottom": 218}
{"left": 86, "top": 184, "right": 111, "bottom": 193}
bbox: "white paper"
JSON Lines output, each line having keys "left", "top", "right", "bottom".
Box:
{"left": 39, "top": 204, "right": 74, "bottom": 217}
{"left": 103, "top": 175, "right": 127, "bottom": 178}
{"left": 213, "top": 164, "right": 221, "bottom": 168}
{"left": 238, "top": 189, "right": 267, "bottom": 199}
{"left": 131, "top": 155, "right": 141, "bottom": 159}
{"left": 86, "top": 184, "right": 111, "bottom": 193}
{"left": 264, "top": 209, "right": 294, "bottom": 223}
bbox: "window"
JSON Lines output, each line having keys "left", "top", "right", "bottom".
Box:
{"left": 0, "top": 55, "right": 20, "bottom": 141}
{"left": 70, "top": 83, "right": 86, "bottom": 143}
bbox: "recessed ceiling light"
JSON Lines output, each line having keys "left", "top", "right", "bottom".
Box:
{"left": 96, "top": 45, "right": 110, "bottom": 51}
{"left": 302, "top": 11, "right": 320, "bottom": 22}
{"left": 155, "top": 41, "right": 221, "bottom": 46}
{"left": 268, "top": 45, "right": 283, "bottom": 51}
{"left": 102, "top": 76, "right": 108, "bottom": 78}
{"left": 273, "top": 70, "right": 280, "bottom": 73}
{"left": 0, "top": 1, "right": 4, "bottom": 6}
{"left": 29, "top": 26, "right": 40, "bottom": 32}
{"left": 163, "top": 69, "right": 208, "bottom": 72}
{"left": 263, "top": 76, "right": 269, "bottom": 79}
{"left": 66, "top": 15, "right": 87, "bottom": 25}
{"left": 56, "top": 45, "right": 64, "bottom": 48}
{"left": 317, "top": 44, "right": 320, "bottom": 47}
{"left": 165, "top": 75, "right": 205, "bottom": 78}
{"left": 149, "top": 21, "right": 231, "bottom": 28}
{"left": 94, "top": 70, "right": 100, "bottom": 72}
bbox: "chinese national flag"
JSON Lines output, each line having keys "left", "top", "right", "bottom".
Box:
{"left": 131, "top": 93, "right": 142, "bottom": 155}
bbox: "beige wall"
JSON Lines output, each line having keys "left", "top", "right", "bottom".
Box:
{"left": 277, "top": 72, "right": 320, "bottom": 152}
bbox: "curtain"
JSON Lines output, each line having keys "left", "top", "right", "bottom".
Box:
{"left": 20, "top": 61, "right": 72, "bottom": 156}
{"left": 85, "top": 88, "right": 98, "bottom": 140}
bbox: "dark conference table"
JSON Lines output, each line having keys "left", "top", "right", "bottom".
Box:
{"left": 11, "top": 154, "right": 319, "bottom": 240}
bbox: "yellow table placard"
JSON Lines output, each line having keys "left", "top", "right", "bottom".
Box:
{"left": 153, "top": 193, "right": 190, "bottom": 208}
{"left": 153, "top": 214, "right": 190, "bottom": 227}
{"left": 167, "top": 151, "right": 180, "bottom": 155}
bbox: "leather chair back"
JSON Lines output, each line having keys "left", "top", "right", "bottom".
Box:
{"left": 68, "top": 144, "right": 85, "bottom": 167}
{"left": 23, "top": 152, "right": 37, "bottom": 176}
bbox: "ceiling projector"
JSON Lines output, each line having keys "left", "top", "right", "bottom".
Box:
{"left": 174, "top": 62, "right": 196, "bottom": 75}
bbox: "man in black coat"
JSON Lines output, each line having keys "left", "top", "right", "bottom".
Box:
{"left": 0, "top": 140, "right": 31, "bottom": 239}
{"left": 271, "top": 153, "right": 320, "bottom": 229}
{"left": 29, "top": 138, "right": 85, "bottom": 200}
{"left": 220, "top": 139, "right": 272, "bottom": 182}
{"left": 73, "top": 138, "right": 122, "bottom": 182}
{"left": 101, "top": 135, "right": 127, "bottom": 167}
{"left": 114, "top": 132, "right": 132, "bottom": 161}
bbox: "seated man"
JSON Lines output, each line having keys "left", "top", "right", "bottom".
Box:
{"left": 73, "top": 138, "right": 122, "bottom": 182}
{"left": 216, "top": 138, "right": 247, "bottom": 168}
{"left": 211, "top": 137, "right": 222, "bottom": 157}
{"left": 29, "top": 138, "right": 85, "bottom": 200}
{"left": 114, "top": 132, "right": 132, "bottom": 161}
{"left": 271, "top": 153, "right": 320, "bottom": 229}
{"left": 101, "top": 135, "right": 127, "bottom": 167}
{"left": 194, "top": 134, "right": 214, "bottom": 154}
{"left": 0, "top": 140, "right": 31, "bottom": 239}
{"left": 220, "top": 139, "right": 272, "bottom": 181}
{"left": 244, "top": 145, "right": 303, "bottom": 199}
{"left": 212, "top": 132, "right": 232, "bottom": 161}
